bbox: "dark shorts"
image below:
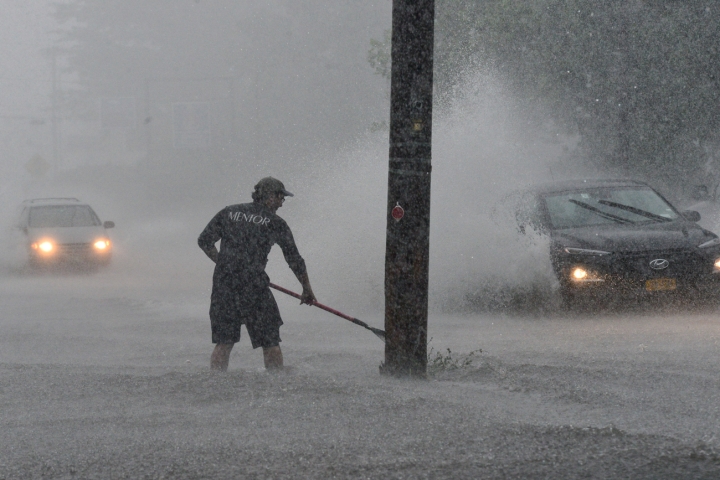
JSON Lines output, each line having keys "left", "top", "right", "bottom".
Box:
{"left": 210, "top": 280, "right": 283, "bottom": 349}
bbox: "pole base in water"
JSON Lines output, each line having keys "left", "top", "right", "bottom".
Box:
{"left": 379, "top": 361, "right": 427, "bottom": 379}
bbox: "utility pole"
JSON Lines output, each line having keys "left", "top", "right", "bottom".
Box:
{"left": 382, "top": 0, "right": 434, "bottom": 377}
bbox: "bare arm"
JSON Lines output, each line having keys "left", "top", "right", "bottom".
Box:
{"left": 296, "top": 272, "right": 316, "bottom": 305}
{"left": 276, "top": 220, "right": 315, "bottom": 305}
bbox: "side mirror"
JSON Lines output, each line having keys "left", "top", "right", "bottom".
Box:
{"left": 682, "top": 210, "right": 701, "bottom": 222}
{"left": 103, "top": 221, "right": 115, "bottom": 229}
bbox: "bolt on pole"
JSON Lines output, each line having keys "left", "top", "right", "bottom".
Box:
{"left": 382, "top": 0, "right": 434, "bottom": 377}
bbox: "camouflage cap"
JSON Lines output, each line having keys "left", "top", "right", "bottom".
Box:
{"left": 254, "top": 177, "right": 294, "bottom": 197}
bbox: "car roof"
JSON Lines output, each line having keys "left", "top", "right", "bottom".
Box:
{"left": 21, "top": 198, "right": 88, "bottom": 207}
{"left": 528, "top": 179, "right": 649, "bottom": 196}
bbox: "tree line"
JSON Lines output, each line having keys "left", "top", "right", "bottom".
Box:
{"left": 371, "top": 1, "right": 720, "bottom": 196}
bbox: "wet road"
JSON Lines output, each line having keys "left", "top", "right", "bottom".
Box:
{"left": 1, "top": 267, "right": 719, "bottom": 479}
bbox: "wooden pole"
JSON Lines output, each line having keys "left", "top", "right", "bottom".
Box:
{"left": 382, "top": 0, "right": 434, "bottom": 377}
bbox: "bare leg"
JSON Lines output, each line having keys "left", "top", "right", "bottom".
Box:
{"left": 211, "top": 343, "right": 234, "bottom": 371}
{"left": 263, "top": 345, "right": 283, "bottom": 370}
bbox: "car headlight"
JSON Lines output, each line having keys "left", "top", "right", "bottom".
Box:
{"left": 564, "top": 247, "right": 611, "bottom": 256}
{"left": 699, "top": 237, "right": 720, "bottom": 249}
{"left": 93, "top": 239, "right": 110, "bottom": 250}
{"left": 569, "top": 266, "right": 604, "bottom": 283}
{"left": 572, "top": 267, "right": 588, "bottom": 280}
{"left": 31, "top": 240, "right": 54, "bottom": 253}
{"left": 714, "top": 258, "right": 720, "bottom": 272}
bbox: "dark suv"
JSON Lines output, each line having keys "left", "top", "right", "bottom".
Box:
{"left": 516, "top": 180, "right": 720, "bottom": 305}
{"left": 16, "top": 198, "right": 115, "bottom": 268}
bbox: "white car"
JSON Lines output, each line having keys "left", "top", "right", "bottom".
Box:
{"left": 16, "top": 198, "right": 114, "bottom": 268}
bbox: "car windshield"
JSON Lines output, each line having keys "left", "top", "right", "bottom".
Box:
{"left": 28, "top": 205, "right": 101, "bottom": 228}
{"left": 543, "top": 187, "right": 679, "bottom": 230}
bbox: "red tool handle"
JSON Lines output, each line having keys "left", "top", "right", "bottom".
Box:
{"left": 270, "top": 283, "right": 365, "bottom": 326}
{"left": 269, "top": 283, "right": 385, "bottom": 342}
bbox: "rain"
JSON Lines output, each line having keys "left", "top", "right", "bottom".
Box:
{"left": 1, "top": 1, "right": 719, "bottom": 478}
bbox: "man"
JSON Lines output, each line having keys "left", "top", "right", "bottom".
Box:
{"left": 198, "top": 177, "right": 316, "bottom": 371}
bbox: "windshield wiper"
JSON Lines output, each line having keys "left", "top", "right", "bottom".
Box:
{"left": 568, "top": 199, "right": 633, "bottom": 224}
{"left": 597, "top": 200, "right": 671, "bottom": 222}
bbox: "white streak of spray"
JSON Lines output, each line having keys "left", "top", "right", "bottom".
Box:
{"left": 270, "top": 72, "right": 566, "bottom": 316}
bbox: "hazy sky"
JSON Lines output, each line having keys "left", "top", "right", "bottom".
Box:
{"left": 1, "top": 1, "right": 391, "bottom": 177}
{"left": 0, "top": 1, "right": 55, "bottom": 116}
{"left": 0, "top": 1, "right": 57, "bottom": 180}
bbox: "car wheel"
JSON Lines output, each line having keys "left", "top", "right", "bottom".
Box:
{"left": 561, "top": 288, "right": 599, "bottom": 313}
{"left": 560, "top": 289, "right": 580, "bottom": 311}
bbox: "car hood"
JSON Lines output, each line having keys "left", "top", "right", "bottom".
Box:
{"left": 552, "top": 221, "right": 715, "bottom": 252}
{"left": 28, "top": 226, "right": 108, "bottom": 244}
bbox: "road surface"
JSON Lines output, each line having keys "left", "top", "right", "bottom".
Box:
{"left": 1, "top": 261, "right": 719, "bottom": 479}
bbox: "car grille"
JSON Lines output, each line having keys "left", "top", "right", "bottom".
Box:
{"left": 57, "top": 243, "right": 93, "bottom": 256}
{"left": 613, "top": 248, "right": 707, "bottom": 277}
